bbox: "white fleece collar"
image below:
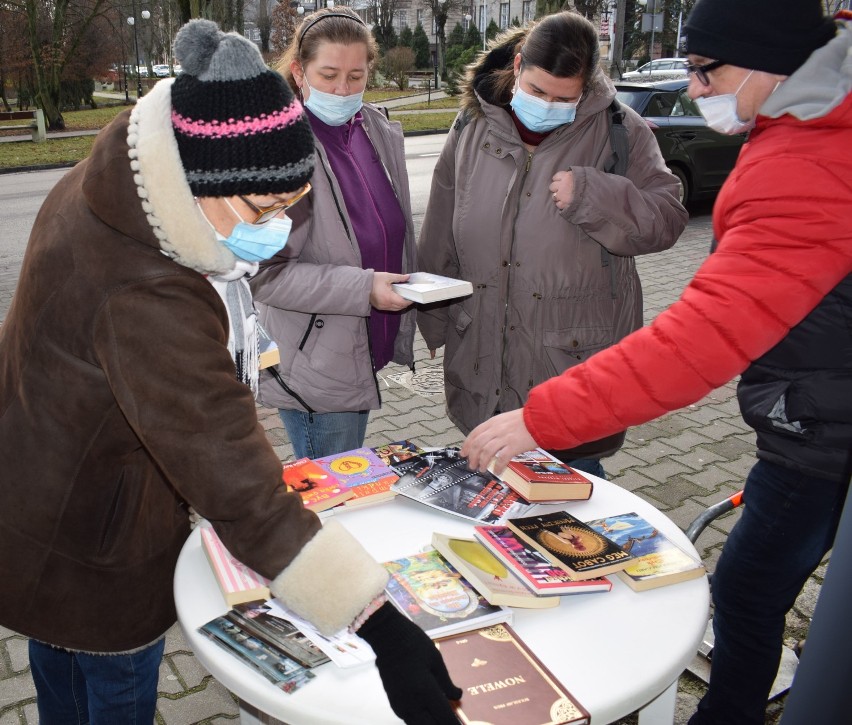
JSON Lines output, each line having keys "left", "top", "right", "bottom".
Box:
{"left": 127, "top": 79, "right": 237, "bottom": 275}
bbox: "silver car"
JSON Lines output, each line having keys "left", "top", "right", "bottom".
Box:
{"left": 622, "top": 58, "right": 690, "bottom": 81}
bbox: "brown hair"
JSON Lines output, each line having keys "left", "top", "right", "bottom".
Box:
{"left": 480, "top": 11, "right": 600, "bottom": 105}
{"left": 275, "top": 7, "right": 379, "bottom": 93}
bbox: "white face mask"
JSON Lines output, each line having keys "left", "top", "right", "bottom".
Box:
{"left": 303, "top": 77, "right": 364, "bottom": 127}
{"left": 696, "top": 70, "right": 755, "bottom": 135}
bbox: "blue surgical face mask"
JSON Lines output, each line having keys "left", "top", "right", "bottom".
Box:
{"left": 510, "top": 83, "right": 579, "bottom": 133}
{"left": 303, "top": 78, "right": 364, "bottom": 126}
{"left": 220, "top": 200, "right": 292, "bottom": 262}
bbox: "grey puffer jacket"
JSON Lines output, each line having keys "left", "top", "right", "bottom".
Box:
{"left": 417, "top": 33, "right": 688, "bottom": 440}
{"left": 251, "top": 104, "right": 416, "bottom": 414}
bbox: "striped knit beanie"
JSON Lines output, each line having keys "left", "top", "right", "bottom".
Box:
{"left": 171, "top": 19, "right": 315, "bottom": 197}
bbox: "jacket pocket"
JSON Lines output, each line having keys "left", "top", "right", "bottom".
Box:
{"left": 739, "top": 378, "right": 810, "bottom": 439}
{"left": 444, "top": 305, "right": 490, "bottom": 392}
{"left": 541, "top": 327, "right": 612, "bottom": 379}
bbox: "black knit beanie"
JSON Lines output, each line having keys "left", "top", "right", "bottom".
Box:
{"left": 684, "top": 0, "right": 837, "bottom": 76}
{"left": 171, "top": 19, "right": 315, "bottom": 198}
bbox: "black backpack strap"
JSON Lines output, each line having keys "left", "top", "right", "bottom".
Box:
{"left": 601, "top": 99, "right": 630, "bottom": 298}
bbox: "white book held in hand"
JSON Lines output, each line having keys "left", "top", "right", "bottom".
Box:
{"left": 392, "top": 272, "right": 473, "bottom": 304}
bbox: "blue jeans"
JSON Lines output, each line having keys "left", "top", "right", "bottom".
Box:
{"left": 29, "top": 637, "right": 165, "bottom": 725}
{"left": 561, "top": 457, "right": 606, "bottom": 480}
{"left": 279, "top": 408, "right": 369, "bottom": 459}
{"left": 689, "top": 460, "right": 847, "bottom": 725}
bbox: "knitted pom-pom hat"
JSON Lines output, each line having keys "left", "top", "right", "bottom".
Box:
{"left": 171, "top": 19, "right": 315, "bottom": 197}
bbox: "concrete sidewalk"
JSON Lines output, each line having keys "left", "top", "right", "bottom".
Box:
{"left": 0, "top": 211, "right": 818, "bottom": 724}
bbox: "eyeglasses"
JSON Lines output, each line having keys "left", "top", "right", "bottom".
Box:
{"left": 240, "top": 183, "right": 312, "bottom": 224}
{"left": 687, "top": 59, "right": 726, "bottom": 87}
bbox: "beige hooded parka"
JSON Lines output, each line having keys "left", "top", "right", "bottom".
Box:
{"left": 417, "top": 30, "right": 688, "bottom": 452}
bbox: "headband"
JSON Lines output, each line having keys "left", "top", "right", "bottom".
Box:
{"left": 297, "top": 12, "right": 368, "bottom": 52}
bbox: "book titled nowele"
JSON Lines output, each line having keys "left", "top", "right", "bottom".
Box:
{"left": 489, "top": 448, "right": 594, "bottom": 502}
{"left": 435, "top": 622, "right": 590, "bottom": 725}
{"left": 391, "top": 272, "right": 473, "bottom": 304}
{"left": 507, "top": 510, "right": 635, "bottom": 581}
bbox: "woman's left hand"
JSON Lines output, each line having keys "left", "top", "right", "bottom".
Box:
{"left": 370, "top": 272, "right": 414, "bottom": 312}
{"left": 549, "top": 169, "right": 575, "bottom": 210}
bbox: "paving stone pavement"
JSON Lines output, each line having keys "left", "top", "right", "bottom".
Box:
{"left": 0, "top": 201, "right": 822, "bottom": 724}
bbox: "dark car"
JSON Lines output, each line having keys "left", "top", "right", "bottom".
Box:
{"left": 615, "top": 79, "right": 747, "bottom": 204}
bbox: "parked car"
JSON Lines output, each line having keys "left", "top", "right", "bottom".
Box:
{"left": 622, "top": 58, "right": 689, "bottom": 81}
{"left": 615, "top": 79, "right": 747, "bottom": 203}
{"left": 152, "top": 64, "right": 171, "bottom": 78}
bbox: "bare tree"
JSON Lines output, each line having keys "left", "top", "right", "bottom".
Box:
{"left": 420, "top": 0, "right": 465, "bottom": 79}
{"left": 365, "top": 0, "right": 401, "bottom": 52}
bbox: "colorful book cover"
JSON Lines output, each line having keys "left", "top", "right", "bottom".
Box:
{"left": 435, "top": 623, "right": 590, "bottom": 725}
{"left": 382, "top": 549, "right": 511, "bottom": 639}
{"left": 281, "top": 457, "right": 352, "bottom": 512}
{"left": 314, "top": 447, "right": 398, "bottom": 505}
{"left": 585, "top": 512, "right": 706, "bottom": 591}
{"left": 431, "top": 532, "right": 560, "bottom": 609}
{"left": 372, "top": 439, "right": 428, "bottom": 477}
{"left": 200, "top": 526, "right": 271, "bottom": 606}
{"left": 506, "top": 510, "right": 635, "bottom": 580}
{"left": 473, "top": 525, "right": 612, "bottom": 596}
{"left": 229, "top": 600, "right": 330, "bottom": 668}
{"left": 199, "top": 614, "right": 314, "bottom": 693}
{"left": 391, "top": 447, "right": 536, "bottom": 525}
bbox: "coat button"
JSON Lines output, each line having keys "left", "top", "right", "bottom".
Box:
{"left": 484, "top": 142, "right": 491, "bottom": 149}
{"left": 316, "top": 319, "right": 324, "bottom": 328}
{"left": 526, "top": 192, "right": 531, "bottom": 197}
{"left": 502, "top": 260, "right": 509, "bottom": 267}
{"left": 495, "top": 148, "right": 502, "bottom": 154}
{"left": 571, "top": 340, "right": 579, "bottom": 347}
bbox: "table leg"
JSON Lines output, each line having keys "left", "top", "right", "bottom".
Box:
{"left": 637, "top": 680, "right": 677, "bottom": 725}
{"left": 239, "top": 700, "right": 290, "bottom": 725}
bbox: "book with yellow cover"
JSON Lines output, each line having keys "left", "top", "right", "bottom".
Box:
{"left": 281, "top": 458, "right": 352, "bottom": 513}
{"left": 435, "top": 622, "right": 590, "bottom": 724}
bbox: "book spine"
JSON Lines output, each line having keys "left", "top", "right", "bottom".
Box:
{"left": 201, "top": 528, "right": 270, "bottom": 594}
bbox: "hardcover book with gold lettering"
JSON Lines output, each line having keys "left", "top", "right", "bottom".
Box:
{"left": 435, "top": 622, "right": 590, "bottom": 724}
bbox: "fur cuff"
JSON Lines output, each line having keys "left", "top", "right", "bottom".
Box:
{"left": 269, "top": 519, "right": 389, "bottom": 636}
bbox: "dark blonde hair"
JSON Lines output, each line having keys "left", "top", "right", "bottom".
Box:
{"left": 275, "top": 7, "right": 379, "bottom": 93}
{"left": 471, "top": 11, "right": 600, "bottom": 105}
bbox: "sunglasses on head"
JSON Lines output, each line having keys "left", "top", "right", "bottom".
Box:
{"left": 687, "top": 59, "right": 726, "bottom": 86}
{"left": 240, "top": 183, "right": 312, "bottom": 224}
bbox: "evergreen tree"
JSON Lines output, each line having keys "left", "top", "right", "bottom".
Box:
{"left": 464, "top": 24, "right": 482, "bottom": 50}
{"left": 399, "top": 25, "right": 413, "bottom": 48}
{"left": 412, "top": 23, "right": 432, "bottom": 69}
{"left": 447, "top": 22, "right": 465, "bottom": 50}
{"left": 486, "top": 19, "right": 500, "bottom": 43}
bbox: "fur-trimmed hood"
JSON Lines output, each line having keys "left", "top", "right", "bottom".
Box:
{"left": 82, "top": 78, "right": 237, "bottom": 276}
{"left": 459, "top": 28, "right": 617, "bottom": 122}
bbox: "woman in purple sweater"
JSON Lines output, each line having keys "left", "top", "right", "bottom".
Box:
{"left": 251, "top": 7, "right": 417, "bottom": 458}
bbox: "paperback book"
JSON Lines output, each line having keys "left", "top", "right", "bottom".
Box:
{"left": 489, "top": 448, "right": 594, "bottom": 502}
{"left": 473, "top": 525, "right": 612, "bottom": 596}
{"left": 257, "top": 322, "right": 280, "bottom": 369}
{"left": 372, "top": 439, "right": 428, "bottom": 477}
{"left": 585, "top": 512, "right": 706, "bottom": 591}
{"left": 199, "top": 614, "right": 315, "bottom": 693}
{"left": 200, "top": 525, "right": 271, "bottom": 606}
{"left": 431, "top": 532, "right": 560, "bottom": 609}
{"left": 435, "top": 622, "right": 591, "bottom": 725}
{"left": 506, "top": 511, "right": 635, "bottom": 581}
{"left": 227, "top": 600, "right": 330, "bottom": 668}
{"left": 281, "top": 457, "right": 352, "bottom": 513}
{"left": 391, "top": 271, "right": 473, "bottom": 304}
{"left": 382, "top": 549, "right": 512, "bottom": 639}
{"left": 314, "top": 447, "right": 398, "bottom": 507}
{"left": 391, "top": 447, "right": 536, "bottom": 525}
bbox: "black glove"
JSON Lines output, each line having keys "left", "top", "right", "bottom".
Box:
{"left": 357, "top": 601, "right": 463, "bottom": 725}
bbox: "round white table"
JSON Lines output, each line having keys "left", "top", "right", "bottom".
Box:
{"left": 174, "top": 476, "right": 709, "bottom": 724}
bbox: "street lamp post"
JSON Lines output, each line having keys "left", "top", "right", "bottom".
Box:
{"left": 433, "top": 14, "right": 439, "bottom": 90}
{"left": 127, "top": 2, "right": 150, "bottom": 99}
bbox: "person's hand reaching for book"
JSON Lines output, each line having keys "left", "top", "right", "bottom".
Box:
{"left": 357, "top": 601, "right": 462, "bottom": 724}
{"left": 462, "top": 408, "right": 538, "bottom": 473}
